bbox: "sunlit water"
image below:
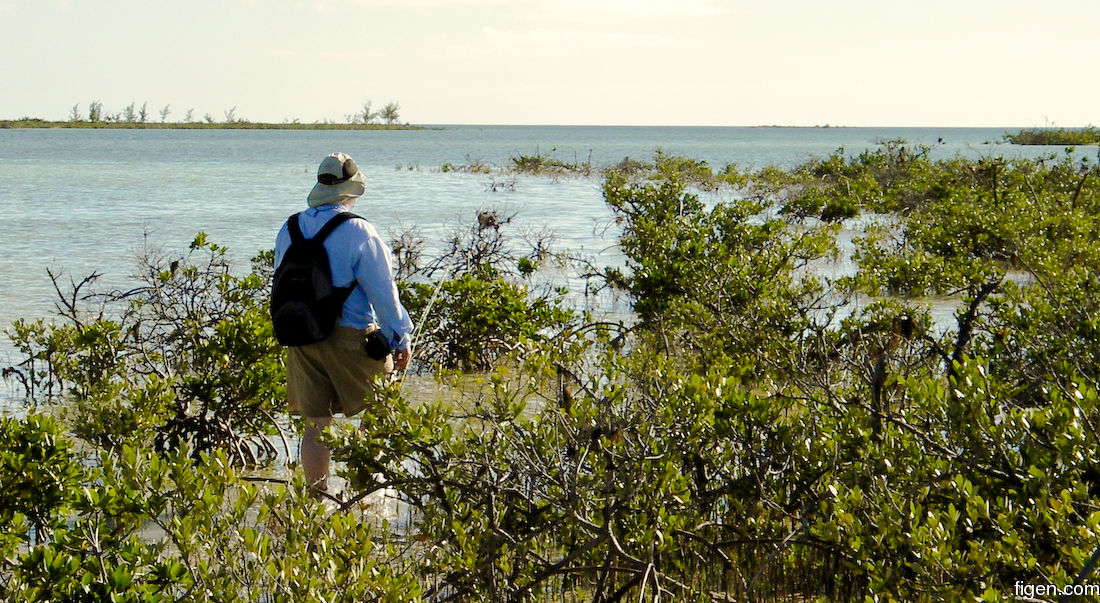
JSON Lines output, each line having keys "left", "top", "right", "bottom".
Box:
{"left": 0, "top": 125, "right": 1086, "bottom": 402}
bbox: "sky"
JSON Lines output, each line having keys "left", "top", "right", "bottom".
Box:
{"left": 1, "top": 0, "right": 1097, "bottom": 127}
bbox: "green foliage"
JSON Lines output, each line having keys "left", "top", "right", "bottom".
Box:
{"left": 88, "top": 100, "right": 102, "bottom": 123}
{"left": 651, "top": 148, "right": 715, "bottom": 188}
{"left": 5, "top": 144, "right": 1100, "bottom": 600}
{"left": 980, "top": 258, "right": 1100, "bottom": 395}
{"left": 1006, "top": 126, "right": 1100, "bottom": 145}
{"left": 604, "top": 150, "right": 748, "bottom": 192}
{"left": 0, "top": 418, "right": 418, "bottom": 601}
{"left": 819, "top": 195, "right": 859, "bottom": 222}
{"left": 337, "top": 331, "right": 758, "bottom": 600}
{"left": 396, "top": 209, "right": 577, "bottom": 371}
{"left": 781, "top": 358, "right": 1100, "bottom": 599}
{"left": 379, "top": 101, "right": 401, "bottom": 125}
{"left": 848, "top": 152, "right": 1100, "bottom": 296}
{"left": 0, "top": 415, "right": 84, "bottom": 552}
{"left": 6, "top": 235, "right": 286, "bottom": 466}
{"left": 378, "top": 159, "right": 1099, "bottom": 599}
{"left": 772, "top": 139, "right": 954, "bottom": 219}
{"left": 603, "top": 170, "right": 835, "bottom": 371}
{"left": 329, "top": 316, "right": 1100, "bottom": 599}
{"left": 511, "top": 149, "right": 592, "bottom": 176}
{"left": 402, "top": 264, "right": 575, "bottom": 371}
{"left": 440, "top": 155, "right": 491, "bottom": 174}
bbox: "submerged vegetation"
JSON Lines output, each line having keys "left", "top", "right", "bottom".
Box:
{"left": 4, "top": 142, "right": 1100, "bottom": 599}
{"left": 1005, "top": 126, "right": 1100, "bottom": 146}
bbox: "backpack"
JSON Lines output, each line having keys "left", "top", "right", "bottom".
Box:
{"left": 270, "top": 212, "right": 362, "bottom": 346}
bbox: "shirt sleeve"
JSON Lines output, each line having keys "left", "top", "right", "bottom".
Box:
{"left": 352, "top": 228, "right": 414, "bottom": 349}
{"left": 273, "top": 223, "right": 290, "bottom": 267}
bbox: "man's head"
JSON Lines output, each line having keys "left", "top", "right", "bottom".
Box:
{"left": 307, "top": 152, "right": 366, "bottom": 207}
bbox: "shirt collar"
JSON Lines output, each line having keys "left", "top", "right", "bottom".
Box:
{"left": 304, "top": 203, "right": 347, "bottom": 218}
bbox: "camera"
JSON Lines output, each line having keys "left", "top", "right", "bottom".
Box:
{"left": 364, "top": 328, "right": 392, "bottom": 360}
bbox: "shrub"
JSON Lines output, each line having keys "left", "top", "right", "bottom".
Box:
{"left": 396, "top": 209, "right": 577, "bottom": 372}
{"left": 3, "top": 148, "right": 1100, "bottom": 600}
{"left": 1006, "top": 127, "right": 1100, "bottom": 145}
{"left": 0, "top": 422, "right": 419, "bottom": 600}
{"left": 6, "top": 234, "right": 285, "bottom": 466}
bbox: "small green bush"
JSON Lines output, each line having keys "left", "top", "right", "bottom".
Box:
{"left": 6, "top": 235, "right": 285, "bottom": 466}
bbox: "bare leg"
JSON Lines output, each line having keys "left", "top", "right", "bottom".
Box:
{"left": 301, "top": 416, "right": 333, "bottom": 494}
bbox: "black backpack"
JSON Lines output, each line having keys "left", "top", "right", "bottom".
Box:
{"left": 270, "top": 212, "right": 362, "bottom": 346}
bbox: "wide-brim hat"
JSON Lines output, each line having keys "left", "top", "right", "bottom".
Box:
{"left": 307, "top": 152, "right": 367, "bottom": 207}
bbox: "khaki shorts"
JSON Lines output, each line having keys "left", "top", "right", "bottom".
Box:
{"left": 286, "top": 326, "right": 393, "bottom": 418}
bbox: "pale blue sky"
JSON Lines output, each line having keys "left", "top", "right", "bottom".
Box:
{"left": 1, "top": 0, "right": 1096, "bottom": 126}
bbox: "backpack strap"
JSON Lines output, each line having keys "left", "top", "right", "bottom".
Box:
{"left": 285, "top": 211, "right": 362, "bottom": 244}
{"left": 287, "top": 213, "right": 305, "bottom": 243}
{"left": 313, "top": 211, "right": 362, "bottom": 243}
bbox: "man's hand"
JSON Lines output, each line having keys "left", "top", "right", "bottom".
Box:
{"left": 392, "top": 346, "right": 411, "bottom": 372}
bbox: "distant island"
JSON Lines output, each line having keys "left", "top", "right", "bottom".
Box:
{"left": 0, "top": 99, "right": 422, "bottom": 130}
{"left": 1005, "top": 126, "right": 1100, "bottom": 145}
{"left": 0, "top": 118, "right": 423, "bottom": 130}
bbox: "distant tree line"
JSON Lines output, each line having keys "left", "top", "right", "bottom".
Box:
{"left": 57, "top": 99, "right": 404, "bottom": 127}
{"left": 347, "top": 100, "right": 402, "bottom": 126}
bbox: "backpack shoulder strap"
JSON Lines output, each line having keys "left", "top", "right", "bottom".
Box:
{"left": 312, "top": 212, "right": 363, "bottom": 243}
{"left": 286, "top": 213, "right": 304, "bottom": 243}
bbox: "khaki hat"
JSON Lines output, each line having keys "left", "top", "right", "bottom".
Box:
{"left": 307, "top": 152, "right": 366, "bottom": 207}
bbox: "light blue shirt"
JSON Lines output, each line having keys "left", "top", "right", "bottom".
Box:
{"left": 274, "top": 204, "right": 413, "bottom": 349}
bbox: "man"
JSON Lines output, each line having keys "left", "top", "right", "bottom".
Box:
{"left": 274, "top": 152, "right": 413, "bottom": 496}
